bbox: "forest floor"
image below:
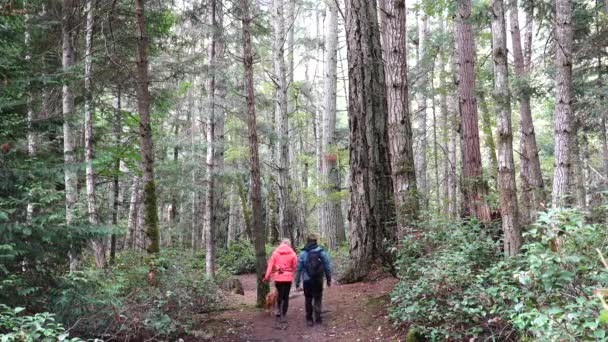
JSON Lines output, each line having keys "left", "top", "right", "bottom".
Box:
{"left": 190, "top": 274, "right": 401, "bottom": 342}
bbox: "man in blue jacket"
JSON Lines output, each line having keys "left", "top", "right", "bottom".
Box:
{"left": 295, "top": 234, "right": 332, "bottom": 326}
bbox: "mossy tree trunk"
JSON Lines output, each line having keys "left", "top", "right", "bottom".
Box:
{"left": 135, "top": 0, "right": 160, "bottom": 255}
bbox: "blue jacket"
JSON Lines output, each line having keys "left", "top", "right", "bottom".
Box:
{"left": 295, "top": 243, "right": 332, "bottom": 286}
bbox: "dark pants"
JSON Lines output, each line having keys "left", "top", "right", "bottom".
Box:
{"left": 303, "top": 278, "right": 323, "bottom": 322}
{"left": 275, "top": 281, "right": 292, "bottom": 317}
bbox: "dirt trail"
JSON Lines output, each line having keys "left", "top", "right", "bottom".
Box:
{"left": 196, "top": 274, "right": 400, "bottom": 342}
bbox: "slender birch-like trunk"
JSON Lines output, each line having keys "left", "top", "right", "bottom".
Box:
{"left": 63, "top": 0, "right": 80, "bottom": 271}
{"left": 84, "top": 0, "right": 106, "bottom": 268}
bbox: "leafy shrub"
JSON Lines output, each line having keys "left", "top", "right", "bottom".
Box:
{"left": 0, "top": 305, "right": 85, "bottom": 342}
{"left": 216, "top": 239, "right": 258, "bottom": 275}
{"left": 48, "top": 249, "right": 224, "bottom": 340}
{"left": 390, "top": 209, "right": 608, "bottom": 341}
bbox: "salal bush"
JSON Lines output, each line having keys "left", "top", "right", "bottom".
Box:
{"left": 390, "top": 209, "right": 608, "bottom": 341}
{"left": 0, "top": 305, "right": 86, "bottom": 342}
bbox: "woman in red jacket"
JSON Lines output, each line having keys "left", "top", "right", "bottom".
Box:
{"left": 263, "top": 238, "right": 297, "bottom": 322}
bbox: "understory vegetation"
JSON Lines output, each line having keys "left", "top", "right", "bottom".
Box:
{"left": 0, "top": 243, "right": 269, "bottom": 340}
{"left": 392, "top": 208, "right": 608, "bottom": 341}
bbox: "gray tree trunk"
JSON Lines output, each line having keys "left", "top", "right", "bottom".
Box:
{"left": 241, "top": 0, "right": 268, "bottom": 307}
{"left": 84, "top": 0, "right": 106, "bottom": 268}
{"left": 204, "top": 0, "right": 224, "bottom": 279}
{"left": 135, "top": 0, "right": 160, "bottom": 254}
{"left": 379, "top": 0, "right": 419, "bottom": 232}
{"left": 509, "top": 0, "right": 545, "bottom": 222}
{"left": 63, "top": 0, "right": 80, "bottom": 271}
{"left": 491, "top": 0, "right": 521, "bottom": 256}
{"left": 273, "top": 0, "right": 291, "bottom": 241}
{"left": 552, "top": 0, "right": 574, "bottom": 207}
{"left": 415, "top": 10, "right": 429, "bottom": 208}
{"left": 321, "top": 0, "right": 345, "bottom": 249}
{"left": 343, "top": 0, "right": 397, "bottom": 283}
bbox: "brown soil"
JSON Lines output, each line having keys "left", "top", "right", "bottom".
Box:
{"left": 190, "top": 274, "right": 402, "bottom": 342}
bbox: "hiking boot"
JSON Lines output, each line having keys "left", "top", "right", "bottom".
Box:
{"left": 307, "top": 320, "right": 314, "bottom": 327}
{"left": 315, "top": 318, "right": 322, "bottom": 325}
{"left": 279, "top": 316, "right": 287, "bottom": 323}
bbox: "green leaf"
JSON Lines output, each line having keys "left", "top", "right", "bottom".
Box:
{"left": 600, "top": 310, "right": 608, "bottom": 323}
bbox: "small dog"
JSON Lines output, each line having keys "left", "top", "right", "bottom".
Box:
{"left": 264, "top": 290, "right": 278, "bottom": 316}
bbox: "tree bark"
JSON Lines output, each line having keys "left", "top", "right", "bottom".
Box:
{"left": 343, "top": 0, "right": 397, "bottom": 283}
{"left": 111, "top": 87, "right": 121, "bottom": 264}
{"left": 509, "top": 0, "right": 545, "bottom": 222}
{"left": 439, "top": 30, "right": 450, "bottom": 214}
{"left": 273, "top": 0, "right": 291, "bottom": 241}
{"left": 552, "top": 0, "right": 573, "bottom": 207}
{"left": 448, "top": 34, "right": 459, "bottom": 218}
{"left": 63, "top": 0, "right": 79, "bottom": 271}
{"left": 478, "top": 91, "right": 498, "bottom": 181}
{"left": 127, "top": 176, "right": 141, "bottom": 249}
{"left": 135, "top": 0, "right": 160, "bottom": 254}
{"left": 491, "top": 0, "right": 521, "bottom": 256}
{"left": 415, "top": 10, "right": 429, "bottom": 208}
{"left": 379, "top": 0, "right": 419, "bottom": 232}
{"left": 25, "top": 1, "right": 35, "bottom": 222}
{"left": 204, "top": 0, "right": 224, "bottom": 279}
{"left": 321, "top": 0, "right": 345, "bottom": 249}
{"left": 455, "top": 0, "right": 491, "bottom": 222}
{"left": 241, "top": 0, "right": 268, "bottom": 307}
{"left": 84, "top": 0, "right": 106, "bottom": 268}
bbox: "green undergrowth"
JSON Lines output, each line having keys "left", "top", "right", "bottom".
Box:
{"left": 391, "top": 208, "right": 608, "bottom": 341}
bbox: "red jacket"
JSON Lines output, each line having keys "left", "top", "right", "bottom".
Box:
{"left": 264, "top": 243, "right": 297, "bottom": 282}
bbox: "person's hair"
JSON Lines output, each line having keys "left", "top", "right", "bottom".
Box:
{"left": 280, "top": 238, "right": 291, "bottom": 246}
{"left": 307, "top": 234, "right": 318, "bottom": 244}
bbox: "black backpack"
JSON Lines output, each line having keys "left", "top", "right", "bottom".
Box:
{"left": 305, "top": 250, "right": 325, "bottom": 278}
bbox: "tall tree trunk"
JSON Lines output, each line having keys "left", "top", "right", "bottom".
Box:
{"left": 84, "top": 0, "right": 106, "bottom": 268}
{"left": 491, "top": 0, "right": 521, "bottom": 256}
{"left": 570, "top": 126, "right": 586, "bottom": 208}
{"left": 126, "top": 176, "right": 141, "bottom": 248}
{"left": 63, "top": 0, "right": 79, "bottom": 271}
{"left": 203, "top": 0, "right": 224, "bottom": 279}
{"left": 343, "top": 0, "right": 397, "bottom": 283}
{"left": 509, "top": 0, "right": 545, "bottom": 222}
{"left": 448, "top": 35, "right": 459, "bottom": 218}
{"left": 478, "top": 91, "right": 498, "bottom": 181}
{"left": 455, "top": 0, "right": 491, "bottom": 222}
{"left": 135, "top": 0, "right": 160, "bottom": 254}
{"left": 241, "top": 0, "right": 268, "bottom": 307}
{"left": 227, "top": 185, "right": 243, "bottom": 246}
{"left": 321, "top": 0, "right": 345, "bottom": 249}
{"left": 273, "top": 0, "right": 291, "bottom": 241}
{"left": 379, "top": 0, "right": 419, "bottom": 232}
{"left": 523, "top": 1, "right": 534, "bottom": 71}
{"left": 415, "top": 10, "right": 429, "bottom": 208}
{"left": 111, "top": 87, "right": 121, "bottom": 264}
{"left": 25, "top": 1, "right": 36, "bottom": 223}
{"left": 439, "top": 37, "right": 450, "bottom": 214}
{"left": 552, "top": 0, "right": 573, "bottom": 207}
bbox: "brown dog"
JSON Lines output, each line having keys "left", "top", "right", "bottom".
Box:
{"left": 264, "top": 290, "right": 278, "bottom": 316}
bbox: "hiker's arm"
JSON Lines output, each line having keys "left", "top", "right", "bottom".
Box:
{"left": 263, "top": 253, "right": 275, "bottom": 281}
{"left": 295, "top": 253, "right": 304, "bottom": 286}
{"left": 321, "top": 250, "right": 332, "bottom": 283}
